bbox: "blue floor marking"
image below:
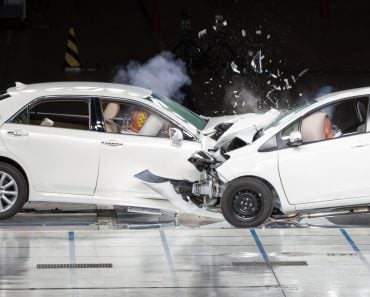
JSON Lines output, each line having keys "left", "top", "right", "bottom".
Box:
{"left": 250, "top": 229, "right": 286, "bottom": 297}
{"left": 250, "top": 229, "right": 270, "bottom": 264}
{"left": 68, "top": 231, "right": 76, "bottom": 264}
{"left": 68, "top": 231, "right": 78, "bottom": 297}
{"left": 160, "top": 230, "right": 182, "bottom": 297}
{"left": 340, "top": 228, "right": 370, "bottom": 273}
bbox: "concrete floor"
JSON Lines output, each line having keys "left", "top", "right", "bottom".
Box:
{"left": 0, "top": 203, "right": 370, "bottom": 296}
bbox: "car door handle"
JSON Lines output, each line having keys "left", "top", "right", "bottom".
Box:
{"left": 7, "top": 129, "right": 28, "bottom": 137}
{"left": 101, "top": 139, "right": 123, "bottom": 147}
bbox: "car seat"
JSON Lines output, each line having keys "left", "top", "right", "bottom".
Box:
{"left": 103, "top": 103, "right": 120, "bottom": 133}
{"left": 40, "top": 117, "right": 54, "bottom": 127}
{"left": 356, "top": 100, "right": 367, "bottom": 132}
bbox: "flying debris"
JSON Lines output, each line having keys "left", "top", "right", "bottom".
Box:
{"left": 256, "top": 30, "right": 262, "bottom": 35}
{"left": 298, "top": 68, "right": 309, "bottom": 77}
{"left": 230, "top": 61, "right": 241, "bottom": 74}
{"left": 267, "top": 34, "right": 271, "bottom": 39}
{"left": 272, "top": 84, "right": 281, "bottom": 91}
{"left": 242, "top": 29, "right": 246, "bottom": 37}
{"left": 198, "top": 29, "right": 207, "bottom": 39}
{"left": 248, "top": 50, "right": 254, "bottom": 57}
{"left": 283, "top": 78, "right": 292, "bottom": 90}
{"left": 223, "top": 20, "right": 228, "bottom": 26}
{"left": 265, "top": 89, "right": 277, "bottom": 106}
{"left": 251, "top": 50, "right": 263, "bottom": 74}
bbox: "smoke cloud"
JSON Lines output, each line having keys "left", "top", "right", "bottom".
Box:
{"left": 313, "top": 86, "right": 333, "bottom": 100}
{"left": 113, "top": 52, "right": 191, "bottom": 101}
{"left": 223, "top": 79, "right": 267, "bottom": 114}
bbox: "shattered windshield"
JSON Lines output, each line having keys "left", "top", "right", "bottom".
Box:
{"left": 150, "top": 94, "right": 207, "bottom": 131}
{"left": 262, "top": 101, "right": 314, "bottom": 133}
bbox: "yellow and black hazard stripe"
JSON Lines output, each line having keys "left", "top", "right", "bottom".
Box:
{"left": 64, "top": 28, "right": 81, "bottom": 70}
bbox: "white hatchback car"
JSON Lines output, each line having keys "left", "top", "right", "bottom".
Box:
{"left": 0, "top": 81, "right": 278, "bottom": 224}
{"left": 167, "top": 88, "right": 370, "bottom": 227}
{"left": 140, "top": 86, "right": 370, "bottom": 227}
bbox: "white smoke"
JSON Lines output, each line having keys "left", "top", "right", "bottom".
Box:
{"left": 113, "top": 52, "right": 191, "bottom": 101}
{"left": 224, "top": 80, "right": 266, "bottom": 114}
{"left": 314, "top": 86, "right": 333, "bottom": 100}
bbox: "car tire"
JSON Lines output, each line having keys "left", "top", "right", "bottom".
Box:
{"left": 221, "top": 177, "right": 273, "bottom": 228}
{"left": 0, "top": 162, "right": 28, "bottom": 220}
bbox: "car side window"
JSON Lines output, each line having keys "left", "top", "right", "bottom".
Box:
{"left": 12, "top": 99, "right": 90, "bottom": 131}
{"left": 280, "top": 97, "right": 369, "bottom": 144}
{"left": 101, "top": 100, "right": 179, "bottom": 138}
{"left": 281, "top": 120, "right": 300, "bottom": 140}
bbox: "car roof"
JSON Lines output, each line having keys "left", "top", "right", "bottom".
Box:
{"left": 0, "top": 82, "right": 154, "bottom": 124}
{"left": 314, "top": 87, "right": 370, "bottom": 105}
{"left": 6, "top": 81, "right": 152, "bottom": 100}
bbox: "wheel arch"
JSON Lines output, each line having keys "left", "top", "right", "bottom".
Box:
{"left": 0, "top": 156, "right": 29, "bottom": 200}
{"left": 224, "top": 175, "right": 283, "bottom": 211}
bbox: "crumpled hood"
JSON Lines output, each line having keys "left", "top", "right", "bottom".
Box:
{"left": 202, "top": 109, "right": 280, "bottom": 148}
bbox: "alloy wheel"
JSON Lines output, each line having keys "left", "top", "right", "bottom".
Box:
{"left": 0, "top": 171, "right": 18, "bottom": 213}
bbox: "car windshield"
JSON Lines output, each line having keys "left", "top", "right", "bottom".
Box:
{"left": 252, "top": 101, "right": 315, "bottom": 142}
{"left": 262, "top": 101, "right": 314, "bottom": 132}
{"left": 150, "top": 94, "right": 207, "bottom": 131}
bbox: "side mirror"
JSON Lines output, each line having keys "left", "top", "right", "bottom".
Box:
{"left": 288, "top": 131, "right": 302, "bottom": 147}
{"left": 169, "top": 128, "right": 183, "bottom": 147}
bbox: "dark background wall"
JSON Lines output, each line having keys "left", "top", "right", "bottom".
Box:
{"left": 1, "top": 0, "right": 370, "bottom": 115}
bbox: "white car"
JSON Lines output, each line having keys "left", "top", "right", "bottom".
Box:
{"left": 1, "top": 82, "right": 368, "bottom": 228}
{"left": 140, "top": 86, "right": 370, "bottom": 227}
{"left": 0, "top": 81, "right": 278, "bottom": 224}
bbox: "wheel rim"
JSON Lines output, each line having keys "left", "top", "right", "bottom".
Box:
{"left": 0, "top": 171, "right": 18, "bottom": 213}
{"left": 232, "top": 189, "right": 263, "bottom": 221}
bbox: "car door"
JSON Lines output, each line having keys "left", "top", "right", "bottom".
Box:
{"left": 94, "top": 98, "right": 201, "bottom": 198}
{"left": 278, "top": 96, "right": 370, "bottom": 205}
{"left": 0, "top": 97, "right": 101, "bottom": 195}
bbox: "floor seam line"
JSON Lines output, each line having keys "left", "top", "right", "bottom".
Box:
{"left": 159, "top": 230, "right": 183, "bottom": 297}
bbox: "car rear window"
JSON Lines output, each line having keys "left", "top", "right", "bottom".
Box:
{"left": 11, "top": 99, "right": 90, "bottom": 131}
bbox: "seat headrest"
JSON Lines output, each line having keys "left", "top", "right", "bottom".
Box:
{"left": 40, "top": 117, "right": 54, "bottom": 127}
{"left": 356, "top": 101, "right": 367, "bottom": 123}
{"left": 103, "top": 103, "right": 120, "bottom": 121}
